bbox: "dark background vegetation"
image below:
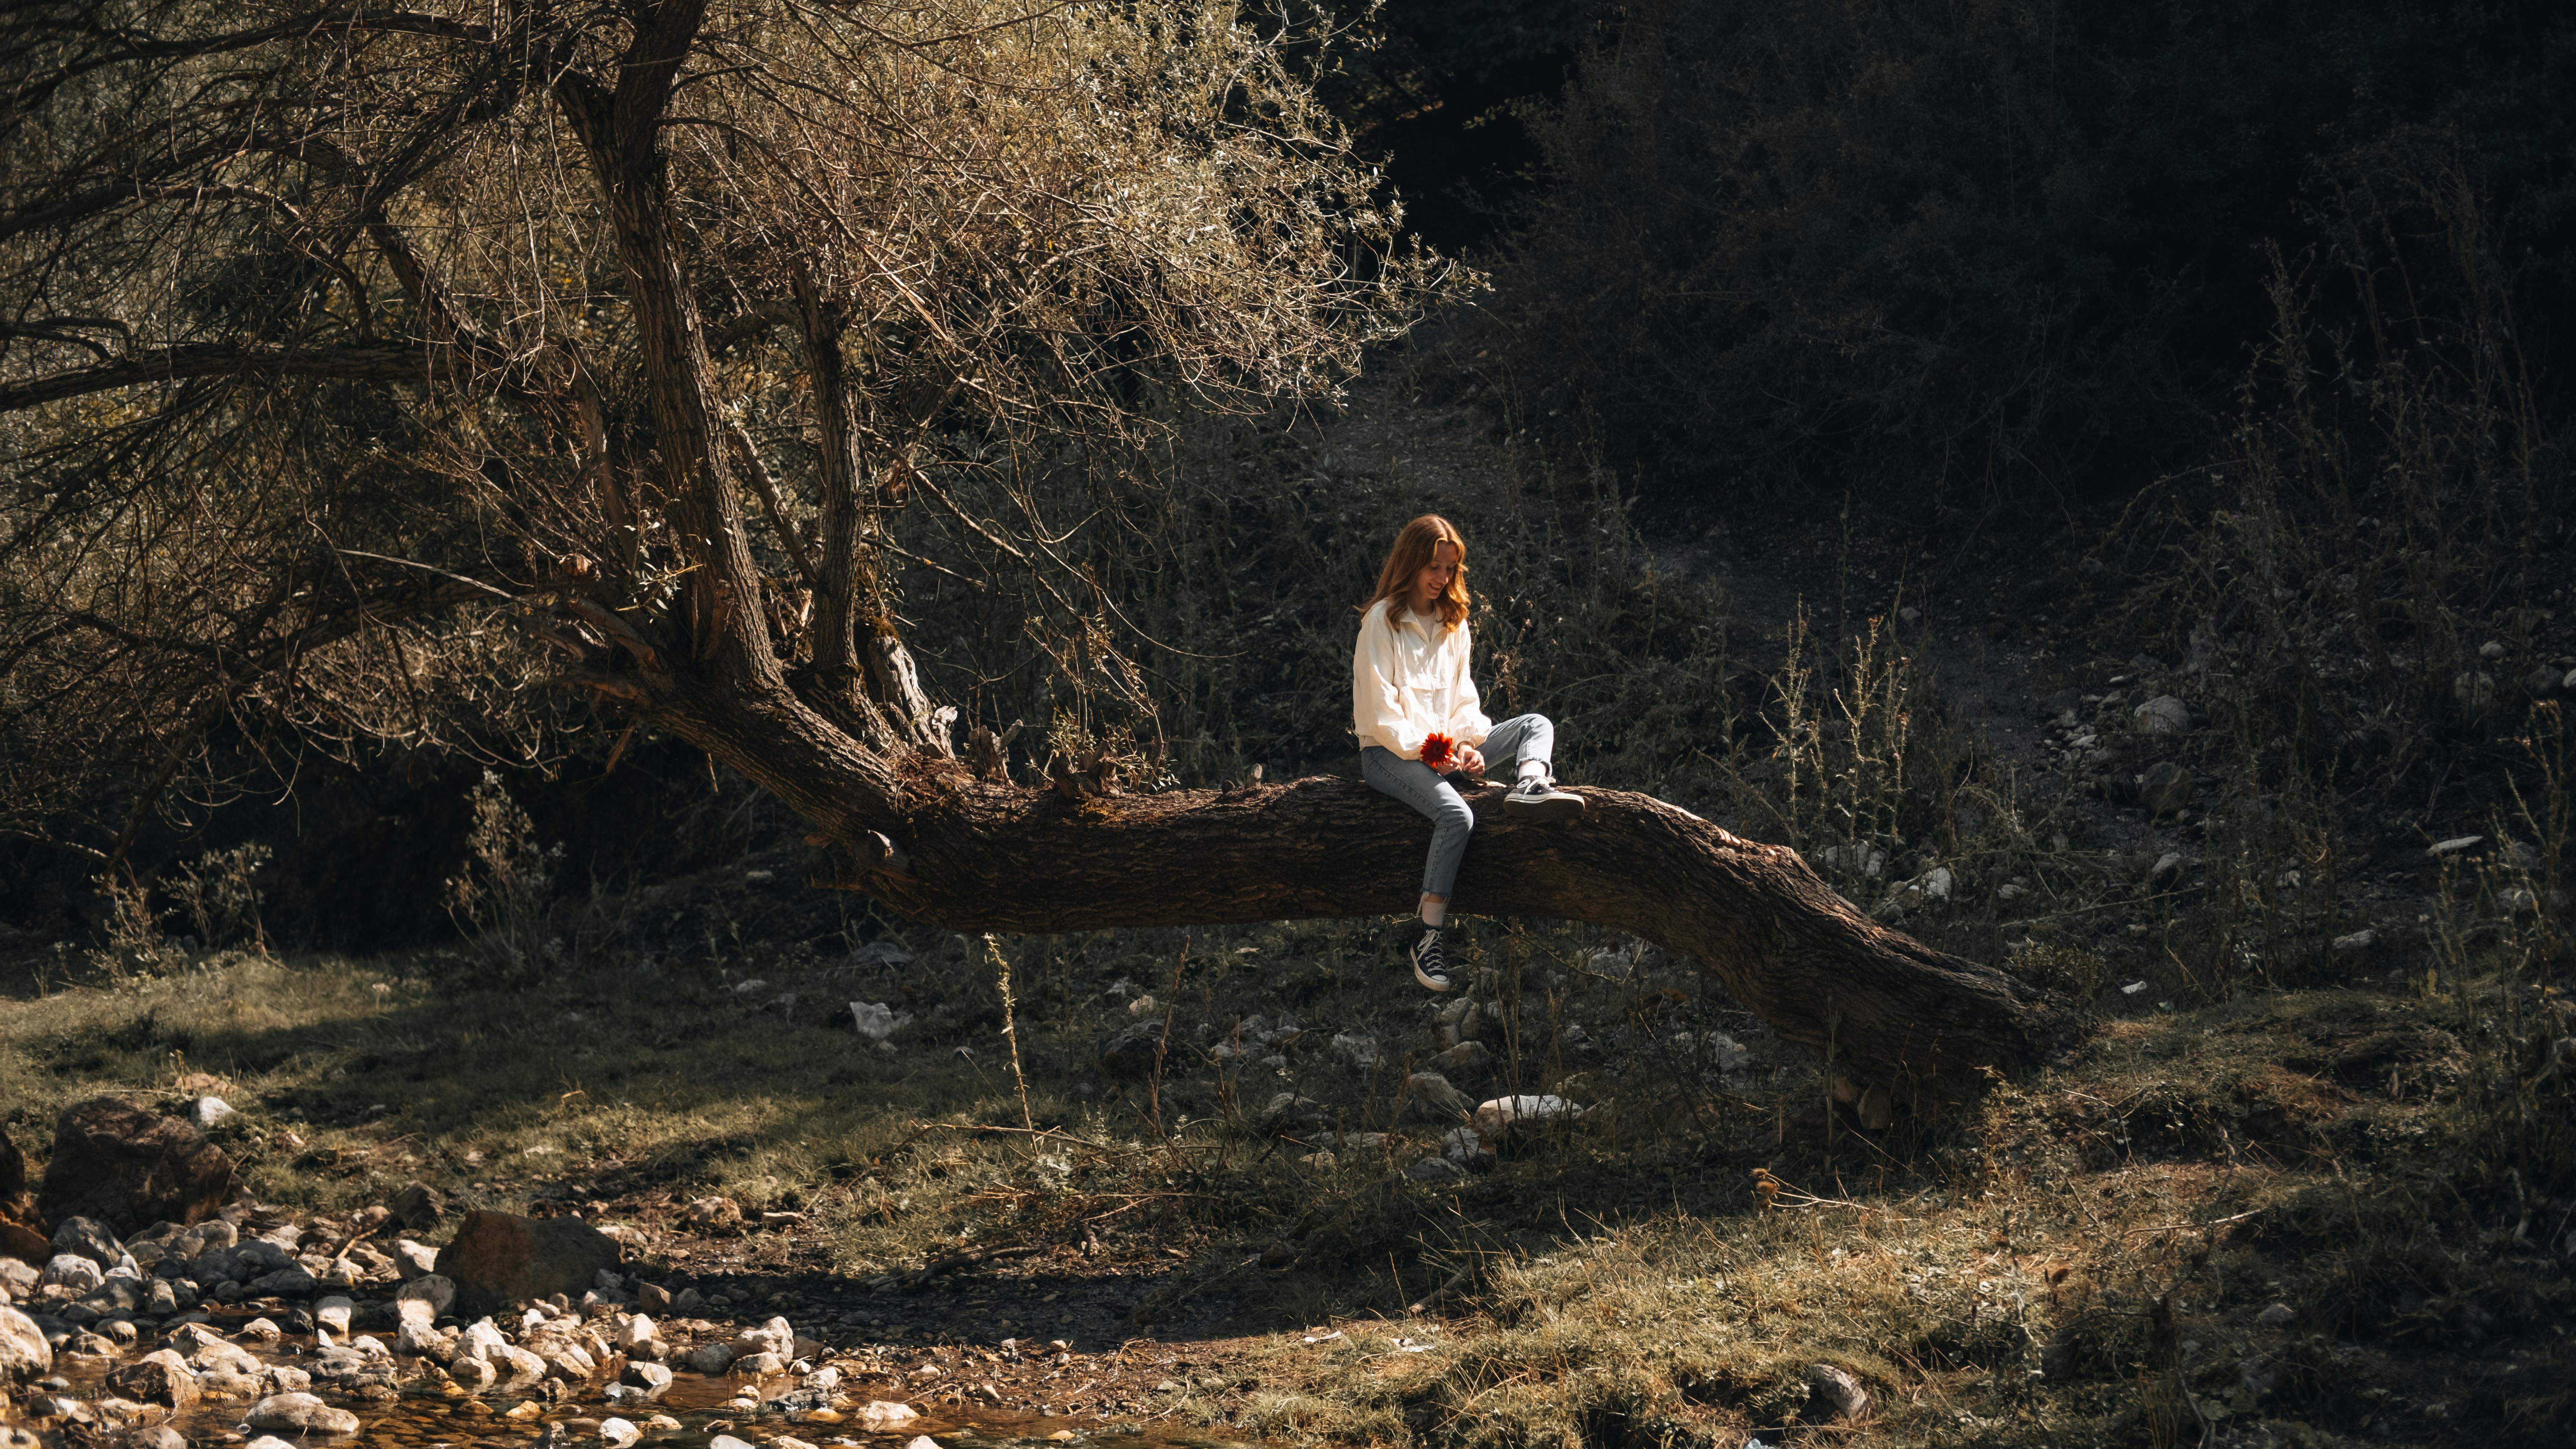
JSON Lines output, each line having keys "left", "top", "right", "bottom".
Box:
{"left": 7, "top": 0, "right": 2574, "bottom": 952}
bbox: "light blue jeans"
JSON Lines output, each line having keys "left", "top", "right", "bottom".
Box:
{"left": 1360, "top": 713, "right": 1556, "bottom": 897}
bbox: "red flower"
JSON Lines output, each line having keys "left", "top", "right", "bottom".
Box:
{"left": 1420, "top": 732, "right": 1455, "bottom": 770}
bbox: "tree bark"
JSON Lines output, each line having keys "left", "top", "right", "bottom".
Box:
{"left": 664, "top": 681, "right": 2059, "bottom": 1105}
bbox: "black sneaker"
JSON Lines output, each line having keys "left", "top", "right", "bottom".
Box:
{"left": 1410, "top": 928, "right": 1453, "bottom": 992}
{"left": 1502, "top": 775, "right": 1585, "bottom": 821}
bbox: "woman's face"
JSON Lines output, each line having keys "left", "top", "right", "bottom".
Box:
{"left": 1412, "top": 540, "right": 1459, "bottom": 609}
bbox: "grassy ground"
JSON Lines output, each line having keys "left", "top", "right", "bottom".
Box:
{"left": 4, "top": 826, "right": 2568, "bottom": 1446}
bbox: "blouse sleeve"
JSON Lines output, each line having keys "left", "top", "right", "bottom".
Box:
{"left": 1353, "top": 605, "right": 1428, "bottom": 759}
{"left": 1446, "top": 621, "right": 1495, "bottom": 746}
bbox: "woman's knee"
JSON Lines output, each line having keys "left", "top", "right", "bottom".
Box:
{"left": 1432, "top": 796, "right": 1475, "bottom": 835}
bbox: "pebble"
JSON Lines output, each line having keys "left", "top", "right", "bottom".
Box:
{"left": 710, "top": 1438, "right": 757, "bottom": 1449}
{"left": 193, "top": 1095, "right": 237, "bottom": 1129}
{"left": 2151, "top": 852, "right": 2183, "bottom": 885}
{"left": 247, "top": 1438, "right": 300, "bottom": 1449}
{"left": 599, "top": 1417, "right": 642, "bottom": 1447}
{"left": 2257, "top": 1303, "right": 2295, "bottom": 1326}
{"left": 2332, "top": 929, "right": 2377, "bottom": 953}
{"left": 2427, "top": 835, "right": 2484, "bottom": 857}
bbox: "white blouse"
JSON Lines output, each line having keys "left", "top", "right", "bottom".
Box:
{"left": 1351, "top": 597, "right": 1494, "bottom": 760}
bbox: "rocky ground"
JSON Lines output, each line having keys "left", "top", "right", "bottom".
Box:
{"left": 0, "top": 364, "right": 2569, "bottom": 1449}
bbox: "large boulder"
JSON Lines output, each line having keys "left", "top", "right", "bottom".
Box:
{"left": 434, "top": 1210, "right": 622, "bottom": 1315}
{"left": 106, "top": 1347, "right": 201, "bottom": 1410}
{"left": 38, "top": 1097, "right": 234, "bottom": 1233}
{"left": 0, "top": 1303, "right": 50, "bottom": 1383}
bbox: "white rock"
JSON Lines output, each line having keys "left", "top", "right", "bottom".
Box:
{"left": 2480, "top": 639, "right": 2507, "bottom": 660}
{"left": 248, "top": 1391, "right": 361, "bottom": 1434}
{"left": 1471, "top": 1095, "right": 1580, "bottom": 1137}
{"left": 391, "top": 1240, "right": 439, "bottom": 1279}
{"left": 314, "top": 1295, "right": 354, "bottom": 1334}
{"left": 600, "top": 1418, "right": 642, "bottom": 1448}
{"left": 709, "top": 1438, "right": 757, "bottom": 1449}
{"left": 488, "top": 1343, "right": 549, "bottom": 1387}
{"left": 192, "top": 1096, "right": 236, "bottom": 1129}
{"left": 395, "top": 1273, "right": 455, "bottom": 1315}
{"left": 39, "top": 1254, "right": 104, "bottom": 1294}
{"left": 2331, "top": 929, "right": 2377, "bottom": 953}
{"left": 2133, "top": 695, "right": 2191, "bottom": 734}
{"left": 0, "top": 1303, "right": 51, "bottom": 1382}
{"left": 732, "top": 978, "right": 770, "bottom": 994}
{"left": 453, "top": 1317, "right": 509, "bottom": 1361}
{"left": 907, "top": 1438, "right": 943, "bottom": 1449}
{"left": 2121, "top": 980, "right": 2149, "bottom": 995}
{"left": 2427, "top": 835, "right": 2484, "bottom": 857}
{"left": 853, "top": 1400, "right": 921, "bottom": 1429}
{"left": 616, "top": 1312, "right": 656, "bottom": 1350}
{"left": 2151, "top": 852, "right": 2183, "bottom": 884}
{"left": 1706, "top": 1032, "right": 1753, "bottom": 1073}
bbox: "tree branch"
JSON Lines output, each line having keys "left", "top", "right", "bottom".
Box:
{"left": 0, "top": 342, "right": 441, "bottom": 412}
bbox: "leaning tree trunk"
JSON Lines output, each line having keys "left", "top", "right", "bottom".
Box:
{"left": 660, "top": 681, "right": 2063, "bottom": 1116}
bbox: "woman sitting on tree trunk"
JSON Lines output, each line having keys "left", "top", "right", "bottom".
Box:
{"left": 1354, "top": 515, "right": 1585, "bottom": 992}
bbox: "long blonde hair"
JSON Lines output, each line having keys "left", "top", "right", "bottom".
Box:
{"left": 1362, "top": 514, "right": 1470, "bottom": 630}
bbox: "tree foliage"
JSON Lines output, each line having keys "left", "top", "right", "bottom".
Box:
{"left": 0, "top": 0, "right": 1428, "bottom": 854}
{"left": 1483, "top": 0, "right": 2576, "bottom": 519}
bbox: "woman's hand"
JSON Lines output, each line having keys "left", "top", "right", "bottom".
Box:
{"left": 1456, "top": 743, "right": 1486, "bottom": 776}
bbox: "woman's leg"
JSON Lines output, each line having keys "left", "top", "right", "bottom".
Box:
{"left": 1478, "top": 713, "right": 1557, "bottom": 777}
{"left": 1361, "top": 746, "right": 1478, "bottom": 899}
{"left": 1482, "top": 713, "right": 1584, "bottom": 819}
{"left": 1361, "top": 745, "right": 1475, "bottom": 992}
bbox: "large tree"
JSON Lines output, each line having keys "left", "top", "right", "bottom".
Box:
{"left": 0, "top": 0, "right": 2055, "bottom": 1109}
